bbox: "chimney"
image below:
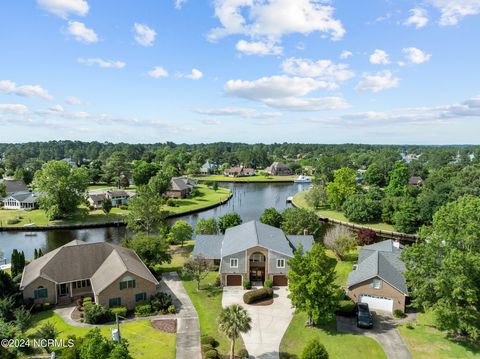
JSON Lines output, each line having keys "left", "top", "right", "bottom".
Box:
{"left": 303, "top": 229, "right": 308, "bottom": 235}
{"left": 393, "top": 240, "right": 400, "bottom": 249}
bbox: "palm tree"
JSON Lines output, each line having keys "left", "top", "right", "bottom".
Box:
{"left": 218, "top": 304, "right": 252, "bottom": 359}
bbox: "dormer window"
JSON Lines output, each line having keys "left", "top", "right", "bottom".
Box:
{"left": 119, "top": 275, "right": 136, "bottom": 290}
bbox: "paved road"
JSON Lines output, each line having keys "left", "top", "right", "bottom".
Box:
{"left": 337, "top": 312, "right": 412, "bottom": 359}
{"left": 222, "top": 286, "right": 294, "bottom": 359}
{"left": 162, "top": 272, "right": 201, "bottom": 359}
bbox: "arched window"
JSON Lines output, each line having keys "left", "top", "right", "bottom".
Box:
{"left": 119, "top": 275, "right": 136, "bottom": 290}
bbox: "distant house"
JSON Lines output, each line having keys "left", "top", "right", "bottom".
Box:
{"left": 302, "top": 166, "right": 315, "bottom": 175}
{"left": 223, "top": 167, "right": 255, "bottom": 178}
{"left": 106, "top": 190, "right": 129, "bottom": 206}
{"left": 199, "top": 160, "right": 217, "bottom": 175}
{"left": 0, "top": 178, "right": 28, "bottom": 195}
{"left": 87, "top": 192, "right": 107, "bottom": 209}
{"left": 165, "top": 176, "right": 196, "bottom": 199}
{"left": 407, "top": 176, "right": 423, "bottom": 187}
{"left": 61, "top": 158, "right": 76, "bottom": 166}
{"left": 20, "top": 240, "right": 159, "bottom": 309}
{"left": 346, "top": 240, "right": 408, "bottom": 313}
{"left": 2, "top": 191, "right": 40, "bottom": 210}
{"left": 265, "top": 162, "right": 293, "bottom": 176}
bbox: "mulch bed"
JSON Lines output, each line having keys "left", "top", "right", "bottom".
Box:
{"left": 151, "top": 319, "right": 177, "bottom": 333}
{"left": 248, "top": 298, "right": 274, "bottom": 306}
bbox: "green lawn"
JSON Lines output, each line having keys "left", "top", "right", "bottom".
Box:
{"left": 0, "top": 185, "right": 230, "bottom": 227}
{"left": 27, "top": 311, "right": 176, "bottom": 359}
{"left": 325, "top": 248, "right": 358, "bottom": 287}
{"left": 398, "top": 311, "right": 480, "bottom": 359}
{"left": 292, "top": 190, "right": 396, "bottom": 232}
{"left": 280, "top": 312, "right": 386, "bottom": 359}
{"left": 87, "top": 183, "right": 137, "bottom": 191}
{"left": 157, "top": 240, "right": 194, "bottom": 273}
{"left": 194, "top": 174, "right": 298, "bottom": 183}
{"left": 182, "top": 272, "right": 245, "bottom": 356}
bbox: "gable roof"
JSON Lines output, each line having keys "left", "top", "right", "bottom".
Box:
{"left": 20, "top": 240, "right": 158, "bottom": 293}
{"left": 347, "top": 239, "right": 408, "bottom": 295}
{"left": 170, "top": 176, "right": 195, "bottom": 191}
{"left": 0, "top": 178, "right": 28, "bottom": 195}
{"left": 3, "top": 191, "right": 39, "bottom": 203}
{"left": 193, "top": 235, "right": 224, "bottom": 259}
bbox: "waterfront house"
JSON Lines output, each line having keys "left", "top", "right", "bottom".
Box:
{"left": 346, "top": 240, "right": 408, "bottom": 313}
{"left": 265, "top": 162, "right": 293, "bottom": 176}
{"left": 199, "top": 160, "right": 217, "bottom": 175}
{"left": 20, "top": 240, "right": 159, "bottom": 309}
{"left": 0, "top": 177, "right": 29, "bottom": 195}
{"left": 193, "top": 221, "right": 313, "bottom": 286}
{"left": 223, "top": 166, "right": 256, "bottom": 177}
{"left": 165, "top": 176, "right": 197, "bottom": 199}
{"left": 87, "top": 192, "right": 107, "bottom": 209}
{"left": 2, "top": 191, "right": 40, "bottom": 210}
{"left": 106, "top": 189, "right": 129, "bottom": 206}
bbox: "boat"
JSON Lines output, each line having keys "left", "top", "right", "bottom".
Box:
{"left": 294, "top": 175, "right": 312, "bottom": 183}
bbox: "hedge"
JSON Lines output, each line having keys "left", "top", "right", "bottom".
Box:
{"left": 84, "top": 304, "right": 113, "bottom": 324}
{"left": 134, "top": 303, "right": 153, "bottom": 317}
{"left": 110, "top": 306, "right": 127, "bottom": 317}
{"left": 243, "top": 287, "right": 273, "bottom": 304}
{"left": 205, "top": 349, "right": 219, "bottom": 359}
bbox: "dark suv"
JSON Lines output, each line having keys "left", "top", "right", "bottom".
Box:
{"left": 356, "top": 303, "right": 374, "bottom": 328}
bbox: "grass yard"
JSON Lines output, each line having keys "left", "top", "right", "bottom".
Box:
{"left": 163, "top": 185, "right": 231, "bottom": 215}
{"left": 280, "top": 311, "right": 386, "bottom": 359}
{"left": 27, "top": 311, "right": 176, "bottom": 359}
{"left": 325, "top": 248, "right": 358, "bottom": 287}
{"left": 87, "top": 183, "right": 136, "bottom": 191}
{"left": 194, "top": 174, "right": 298, "bottom": 183}
{"left": 182, "top": 272, "right": 245, "bottom": 356}
{"left": 398, "top": 311, "right": 480, "bottom": 359}
{"left": 292, "top": 191, "right": 396, "bottom": 232}
{"left": 157, "top": 240, "right": 194, "bottom": 273}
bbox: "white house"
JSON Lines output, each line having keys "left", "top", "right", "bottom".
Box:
{"left": 2, "top": 191, "right": 40, "bottom": 210}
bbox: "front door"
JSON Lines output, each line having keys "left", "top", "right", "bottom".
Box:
{"left": 58, "top": 283, "right": 69, "bottom": 297}
{"left": 249, "top": 269, "right": 264, "bottom": 282}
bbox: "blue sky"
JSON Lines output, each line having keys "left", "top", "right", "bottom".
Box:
{"left": 0, "top": 0, "right": 479, "bottom": 144}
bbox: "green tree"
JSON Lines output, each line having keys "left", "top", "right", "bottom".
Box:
{"left": 10, "top": 249, "right": 25, "bottom": 278}
{"left": 126, "top": 186, "right": 167, "bottom": 235}
{"left": 212, "top": 181, "right": 219, "bottom": 191}
{"left": 323, "top": 226, "right": 356, "bottom": 261}
{"left": 288, "top": 243, "right": 339, "bottom": 325}
{"left": 79, "top": 328, "right": 114, "bottom": 359}
{"left": 364, "top": 163, "right": 386, "bottom": 187}
{"left": 342, "top": 193, "right": 382, "bottom": 223}
{"left": 0, "top": 271, "right": 16, "bottom": 298}
{"left": 183, "top": 256, "right": 211, "bottom": 290}
{"left": 305, "top": 185, "right": 327, "bottom": 209}
{"left": 402, "top": 195, "right": 480, "bottom": 339}
{"left": 301, "top": 340, "right": 329, "bottom": 359}
{"left": 385, "top": 162, "right": 409, "bottom": 197}
{"left": 219, "top": 213, "right": 242, "bottom": 233}
{"left": 0, "top": 296, "right": 16, "bottom": 322}
{"left": 168, "top": 220, "right": 193, "bottom": 247}
{"left": 13, "top": 307, "right": 31, "bottom": 333}
{"left": 0, "top": 182, "right": 6, "bottom": 198}
{"left": 393, "top": 197, "right": 420, "bottom": 234}
{"left": 125, "top": 234, "right": 171, "bottom": 268}
{"left": 325, "top": 168, "right": 357, "bottom": 210}
{"left": 102, "top": 198, "right": 112, "bottom": 215}
{"left": 281, "top": 208, "right": 321, "bottom": 239}
{"left": 148, "top": 171, "right": 171, "bottom": 197}
{"left": 218, "top": 304, "right": 252, "bottom": 359}
{"left": 102, "top": 152, "right": 131, "bottom": 188}
{"left": 195, "top": 218, "right": 218, "bottom": 235}
{"left": 259, "top": 208, "right": 283, "bottom": 228}
{"left": 131, "top": 160, "right": 160, "bottom": 186}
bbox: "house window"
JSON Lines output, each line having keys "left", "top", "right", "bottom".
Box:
{"left": 277, "top": 259, "right": 285, "bottom": 268}
{"left": 372, "top": 279, "right": 382, "bottom": 289}
{"left": 135, "top": 292, "right": 147, "bottom": 303}
{"left": 230, "top": 258, "right": 238, "bottom": 268}
{"left": 119, "top": 276, "right": 136, "bottom": 290}
{"left": 109, "top": 297, "right": 121, "bottom": 307}
{"left": 34, "top": 287, "right": 48, "bottom": 299}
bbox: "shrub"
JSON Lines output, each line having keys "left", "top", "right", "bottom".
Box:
{"left": 166, "top": 199, "right": 177, "bottom": 207}
{"left": 88, "top": 205, "right": 95, "bottom": 211}
{"left": 243, "top": 287, "right": 273, "bottom": 304}
{"left": 335, "top": 299, "right": 356, "bottom": 317}
{"left": 202, "top": 344, "right": 214, "bottom": 353}
{"left": 264, "top": 279, "right": 273, "bottom": 288}
{"left": 84, "top": 304, "right": 113, "bottom": 324}
{"left": 134, "top": 303, "right": 153, "bottom": 317}
{"left": 110, "top": 306, "right": 127, "bottom": 318}
{"left": 205, "top": 349, "right": 219, "bottom": 359}
{"left": 214, "top": 275, "right": 221, "bottom": 287}
{"left": 167, "top": 305, "right": 176, "bottom": 314}
{"left": 356, "top": 228, "right": 377, "bottom": 245}
{"left": 150, "top": 292, "right": 173, "bottom": 312}
{"left": 82, "top": 297, "right": 92, "bottom": 304}
{"left": 301, "top": 340, "right": 329, "bottom": 359}
{"left": 243, "top": 279, "right": 252, "bottom": 290}
{"left": 6, "top": 218, "right": 20, "bottom": 225}
{"left": 201, "top": 336, "right": 218, "bottom": 347}
{"left": 394, "top": 309, "right": 406, "bottom": 318}
{"left": 119, "top": 204, "right": 128, "bottom": 210}
{"left": 238, "top": 348, "right": 249, "bottom": 358}
{"left": 43, "top": 303, "right": 51, "bottom": 310}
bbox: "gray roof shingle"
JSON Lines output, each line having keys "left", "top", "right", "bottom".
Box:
{"left": 193, "top": 235, "right": 224, "bottom": 259}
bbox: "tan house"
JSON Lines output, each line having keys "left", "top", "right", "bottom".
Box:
{"left": 194, "top": 221, "right": 313, "bottom": 286}
{"left": 265, "top": 162, "right": 293, "bottom": 176}
{"left": 20, "top": 240, "right": 158, "bottom": 310}
{"left": 347, "top": 240, "right": 408, "bottom": 313}
{"left": 223, "top": 167, "right": 255, "bottom": 177}
{"left": 165, "top": 176, "right": 197, "bottom": 199}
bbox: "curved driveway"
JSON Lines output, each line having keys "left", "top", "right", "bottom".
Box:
{"left": 222, "top": 286, "right": 294, "bottom": 359}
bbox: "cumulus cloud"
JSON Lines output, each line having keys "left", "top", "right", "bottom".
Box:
{"left": 37, "top": 0, "right": 89, "bottom": 18}
{"left": 147, "top": 66, "right": 169, "bottom": 78}
{"left": 193, "top": 107, "right": 281, "bottom": 119}
{"left": 404, "top": 8, "right": 429, "bottom": 28}
{"left": 340, "top": 50, "right": 353, "bottom": 59}
{"left": 133, "top": 23, "right": 157, "bottom": 47}
{"left": 236, "top": 40, "right": 282, "bottom": 56}
{"left": 0, "top": 104, "right": 29, "bottom": 114}
{"left": 177, "top": 69, "right": 203, "bottom": 80}
{"left": 402, "top": 47, "right": 432, "bottom": 64}
{"left": 281, "top": 58, "right": 355, "bottom": 84}
{"left": 426, "top": 0, "right": 480, "bottom": 25}
{"left": 175, "top": 0, "right": 187, "bottom": 9}
{"left": 369, "top": 49, "right": 390, "bottom": 65}
{"left": 355, "top": 71, "right": 400, "bottom": 92}
{"left": 77, "top": 58, "right": 126, "bottom": 69}
{"left": 65, "top": 96, "right": 83, "bottom": 105}
{"left": 67, "top": 21, "right": 98, "bottom": 43}
{"left": 0, "top": 80, "right": 53, "bottom": 100}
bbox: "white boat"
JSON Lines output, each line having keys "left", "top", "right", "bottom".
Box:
{"left": 294, "top": 175, "right": 312, "bottom": 183}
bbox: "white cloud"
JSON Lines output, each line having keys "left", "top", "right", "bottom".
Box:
{"left": 369, "top": 49, "right": 390, "bottom": 65}
{"left": 133, "top": 23, "right": 157, "bottom": 47}
{"left": 77, "top": 58, "right": 126, "bottom": 69}
{"left": 177, "top": 69, "right": 203, "bottom": 80}
{"left": 402, "top": 47, "right": 432, "bottom": 64}
{"left": 281, "top": 58, "right": 355, "bottom": 84}
{"left": 404, "top": 8, "right": 429, "bottom": 28}
{"left": 0, "top": 80, "right": 53, "bottom": 100}
{"left": 175, "top": 0, "right": 187, "bottom": 9}
{"left": 67, "top": 21, "right": 98, "bottom": 44}
{"left": 37, "top": 0, "right": 89, "bottom": 18}
{"left": 340, "top": 50, "right": 353, "bottom": 59}
{"left": 262, "top": 96, "right": 349, "bottom": 111}
{"left": 37, "top": 104, "right": 90, "bottom": 119}
{"left": 0, "top": 104, "right": 29, "bottom": 114}
{"left": 355, "top": 71, "right": 400, "bottom": 92}
{"left": 426, "top": 0, "right": 480, "bottom": 25}
{"left": 194, "top": 107, "right": 281, "bottom": 119}
{"left": 236, "top": 40, "right": 282, "bottom": 56}
{"left": 148, "top": 66, "right": 169, "bottom": 78}
{"left": 65, "top": 96, "right": 82, "bottom": 105}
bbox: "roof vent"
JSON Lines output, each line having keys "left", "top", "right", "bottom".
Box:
{"left": 393, "top": 240, "right": 400, "bottom": 248}
{"left": 303, "top": 229, "right": 308, "bottom": 235}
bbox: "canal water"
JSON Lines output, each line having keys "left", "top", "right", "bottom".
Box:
{"left": 0, "top": 182, "right": 311, "bottom": 262}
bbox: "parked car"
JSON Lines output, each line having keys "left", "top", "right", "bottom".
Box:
{"left": 356, "top": 303, "right": 374, "bottom": 329}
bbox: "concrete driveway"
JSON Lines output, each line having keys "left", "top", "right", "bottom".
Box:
{"left": 337, "top": 312, "right": 412, "bottom": 359}
{"left": 222, "top": 286, "right": 294, "bottom": 359}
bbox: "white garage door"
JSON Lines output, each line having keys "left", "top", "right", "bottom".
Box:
{"left": 359, "top": 295, "right": 393, "bottom": 313}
